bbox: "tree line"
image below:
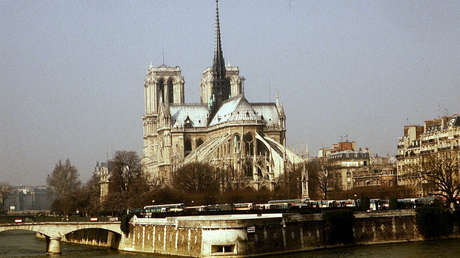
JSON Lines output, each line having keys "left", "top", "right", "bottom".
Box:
{"left": 44, "top": 150, "right": 460, "bottom": 216}
{"left": 46, "top": 151, "right": 312, "bottom": 216}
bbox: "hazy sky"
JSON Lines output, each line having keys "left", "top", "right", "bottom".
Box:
{"left": 1, "top": 0, "right": 459, "bottom": 185}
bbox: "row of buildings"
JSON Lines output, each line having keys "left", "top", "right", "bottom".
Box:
{"left": 1, "top": 185, "right": 53, "bottom": 213}
{"left": 311, "top": 114, "right": 460, "bottom": 197}
{"left": 396, "top": 115, "right": 460, "bottom": 196}
{"left": 316, "top": 140, "right": 397, "bottom": 193}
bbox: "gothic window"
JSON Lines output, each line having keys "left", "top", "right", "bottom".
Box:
{"left": 196, "top": 138, "right": 204, "bottom": 148}
{"left": 244, "top": 133, "right": 254, "bottom": 156}
{"left": 184, "top": 138, "right": 192, "bottom": 157}
{"left": 227, "top": 140, "right": 231, "bottom": 155}
{"left": 257, "top": 168, "right": 263, "bottom": 177}
{"left": 243, "top": 160, "right": 253, "bottom": 177}
{"left": 233, "top": 134, "right": 241, "bottom": 153}
{"left": 158, "top": 79, "right": 165, "bottom": 104}
{"left": 167, "top": 78, "right": 174, "bottom": 104}
{"left": 257, "top": 139, "right": 268, "bottom": 156}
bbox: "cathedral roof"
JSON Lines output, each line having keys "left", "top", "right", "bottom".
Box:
{"left": 251, "top": 103, "right": 281, "bottom": 127}
{"left": 170, "top": 104, "right": 209, "bottom": 128}
{"left": 168, "top": 97, "right": 283, "bottom": 129}
{"left": 209, "top": 95, "right": 260, "bottom": 126}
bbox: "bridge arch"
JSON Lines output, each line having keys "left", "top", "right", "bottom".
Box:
{"left": 62, "top": 227, "right": 121, "bottom": 237}
{"left": 0, "top": 222, "right": 122, "bottom": 254}
{"left": 63, "top": 227, "right": 122, "bottom": 249}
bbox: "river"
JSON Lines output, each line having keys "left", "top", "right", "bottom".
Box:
{"left": 2, "top": 230, "right": 460, "bottom": 257}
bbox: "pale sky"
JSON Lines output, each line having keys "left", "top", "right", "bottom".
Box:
{"left": 1, "top": 0, "right": 459, "bottom": 185}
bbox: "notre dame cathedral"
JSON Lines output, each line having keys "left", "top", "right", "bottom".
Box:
{"left": 142, "top": 1, "right": 306, "bottom": 194}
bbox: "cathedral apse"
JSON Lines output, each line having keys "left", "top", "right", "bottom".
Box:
{"left": 141, "top": 1, "right": 306, "bottom": 195}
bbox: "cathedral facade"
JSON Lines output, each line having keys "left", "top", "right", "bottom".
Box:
{"left": 141, "top": 1, "right": 305, "bottom": 193}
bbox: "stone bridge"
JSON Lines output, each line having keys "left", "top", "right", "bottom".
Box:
{"left": 0, "top": 222, "right": 122, "bottom": 254}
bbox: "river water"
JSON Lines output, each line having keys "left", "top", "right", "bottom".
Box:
{"left": 2, "top": 230, "right": 460, "bottom": 257}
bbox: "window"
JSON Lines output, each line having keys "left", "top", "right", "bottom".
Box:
{"left": 167, "top": 79, "right": 174, "bottom": 104}
{"left": 233, "top": 134, "right": 241, "bottom": 153}
{"left": 244, "top": 133, "right": 254, "bottom": 156}
{"left": 158, "top": 79, "right": 165, "bottom": 104}
{"left": 184, "top": 138, "right": 192, "bottom": 156}
{"left": 243, "top": 160, "right": 253, "bottom": 177}
{"left": 212, "top": 245, "right": 235, "bottom": 254}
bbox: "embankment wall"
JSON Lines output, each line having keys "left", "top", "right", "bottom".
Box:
{"left": 63, "top": 210, "right": 460, "bottom": 257}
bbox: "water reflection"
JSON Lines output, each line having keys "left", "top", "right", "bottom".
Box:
{"left": 268, "top": 239, "right": 460, "bottom": 258}
{"left": 2, "top": 230, "right": 460, "bottom": 257}
{"left": 0, "top": 230, "right": 128, "bottom": 257}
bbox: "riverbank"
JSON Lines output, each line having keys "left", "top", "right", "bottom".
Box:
{"left": 62, "top": 210, "right": 460, "bottom": 257}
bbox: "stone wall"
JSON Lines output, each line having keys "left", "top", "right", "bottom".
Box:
{"left": 63, "top": 211, "right": 460, "bottom": 257}
{"left": 118, "top": 224, "right": 202, "bottom": 257}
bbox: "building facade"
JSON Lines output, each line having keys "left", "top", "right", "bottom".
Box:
{"left": 316, "top": 141, "right": 397, "bottom": 191}
{"left": 2, "top": 186, "right": 53, "bottom": 213}
{"left": 141, "top": 2, "right": 305, "bottom": 193}
{"left": 317, "top": 141, "right": 370, "bottom": 191}
{"left": 352, "top": 155, "right": 397, "bottom": 188}
{"left": 94, "top": 162, "right": 111, "bottom": 203}
{"left": 396, "top": 114, "right": 460, "bottom": 196}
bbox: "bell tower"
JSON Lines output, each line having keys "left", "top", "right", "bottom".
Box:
{"left": 144, "top": 64, "right": 184, "bottom": 115}
{"left": 142, "top": 64, "right": 184, "bottom": 180}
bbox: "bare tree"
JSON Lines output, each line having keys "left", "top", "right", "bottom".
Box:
{"left": 109, "top": 151, "right": 142, "bottom": 193}
{"left": 305, "top": 160, "right": 321, "bottom": 199}
{"left": 46, "top": 159, "right": 81, "bottom": 215}
{"left": 305, "top": 159, "right": 332, "bottom": 200}
{"left": 47, "top": 159, "right": 81, "bottom": 199}
{"left": 318, "top": 164, "right": 330, "bottom": 200}
{"left": 0, "top": 183, "right": 13, "bottom": 212}
{"left": 305, "top": 159, "right": 337, "bottom": 200}
{"left": 105, "top": 151, "right": 148, "bottom": 213}
{"left": 417, "top": 152, "right": 460, "bottom": 209}
{"left": 76, "top": 172, "right": 101, "bottom": 216}
{"left": 172, "top": 162, "right": 219, "bottom": 194}
{"left": 275, "top": 164, "right": 303, "bottom": 199}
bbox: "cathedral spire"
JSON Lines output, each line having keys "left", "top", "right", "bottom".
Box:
{"left": 208, "top": 0, "right": 230, "bottom": 125}
{"left": 213, "top": 0, "right": 226, "bottom": 79}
